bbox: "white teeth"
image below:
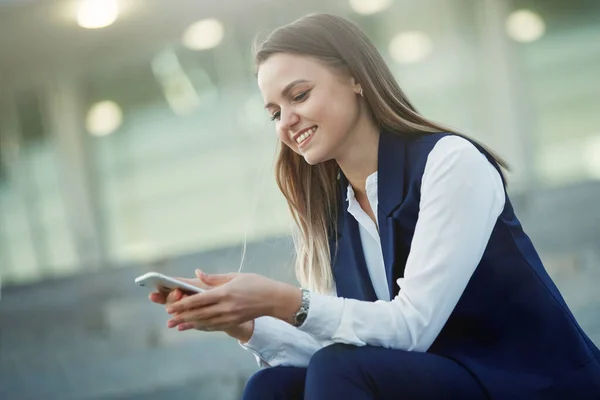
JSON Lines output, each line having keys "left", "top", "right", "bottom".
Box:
{"left": 296, "top": 127, "right": 317, "bottom": 144}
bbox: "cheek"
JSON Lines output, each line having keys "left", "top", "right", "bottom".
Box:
{"left": 320, "top": 101, "right": 356, "bottom": 138}
{"left": 315, "top": 91, "right": 355, "bottom": 123}
{"left": 276, "top": 125, "right": 295, "bottom": 149}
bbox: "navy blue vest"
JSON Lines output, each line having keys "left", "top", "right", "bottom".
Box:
{"left": 330, "top": 131, "right": 600, "bottom": 399}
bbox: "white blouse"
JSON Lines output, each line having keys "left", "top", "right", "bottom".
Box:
{"left": 240, "top": 135, "right": 506, "bottom": 367}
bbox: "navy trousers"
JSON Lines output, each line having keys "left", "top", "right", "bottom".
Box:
{"left": 242, "top": 344, "right": 488, "bottom": 399}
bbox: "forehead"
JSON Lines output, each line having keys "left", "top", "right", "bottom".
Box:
{"left": 257, "top": 53, "right": 331, "bottom": 97}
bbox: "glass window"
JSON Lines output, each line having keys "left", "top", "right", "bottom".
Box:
{"left": 512, "top": 0, "right": 600, "bottom": 186}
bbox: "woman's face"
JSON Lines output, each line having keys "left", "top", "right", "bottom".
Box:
{"left": 257, "top": 53, "right": 362, "bottom": 165}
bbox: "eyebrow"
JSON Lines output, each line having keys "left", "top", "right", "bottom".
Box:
{"left": 264, "top": 79, "right": 312, "bottom": 109}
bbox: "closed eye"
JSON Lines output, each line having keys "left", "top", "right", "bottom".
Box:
{"left": 268, "top": 90, "right": 311, "bottom": 121}
{"left": 293, "top": 91, "right": 309, "bottom": 102}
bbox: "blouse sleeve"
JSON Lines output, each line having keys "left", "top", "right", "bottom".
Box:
{"left": 239, "top": 316, "right": 332, "bottom": 368}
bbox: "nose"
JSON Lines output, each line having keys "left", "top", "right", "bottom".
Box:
{"left": 279, "top": 108, "right": 300, "bottom": 137}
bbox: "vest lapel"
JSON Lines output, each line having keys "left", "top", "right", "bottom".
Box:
{"left": 346, "top": 214, "right": 378, "bottom": 301}
{"left": 377, "top": 131, "right": 408, "bottom": 298}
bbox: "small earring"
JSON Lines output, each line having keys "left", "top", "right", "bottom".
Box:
{"left": 359, "top": 87, "right": 364, "bottom": 97}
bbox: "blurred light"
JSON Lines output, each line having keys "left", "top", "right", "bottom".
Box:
{"left": 349, "top": 0, "right": 393, "bottom": 15}
{"left": 182, "top": 18, "right": 224, "bottom": 50}
{"left": 538, "top": 143, "right": 579, "bottom": 180}
{"left": 86, "top": 101, "right": 123, "bottom": 137}
{"left": 122, "top": 241, "right": 161, "bottom": 263}
{"left": 505, "top": 10, "right": 545, "bottom": 43}
{"left": 77, "top": 0, "right": 119, "bottom": 29}
{"left": 389, "top": 31, "right": 433, "bottom": 64}
{"left": 584, "top": 135, "right": 600, "bottom": 179}
{"left": 152, "top": 50, "right": 201, "bottom": 115}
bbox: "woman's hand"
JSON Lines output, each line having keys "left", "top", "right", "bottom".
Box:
{"left": 166, "top": 270, "right": 302, "bottom": 333}
{"left": 148, "top": 272, "right": 255, "bottom": 342}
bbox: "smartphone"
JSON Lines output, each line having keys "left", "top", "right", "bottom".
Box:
{"left": 134, "top": 272, "right": 205, "bottom": 294}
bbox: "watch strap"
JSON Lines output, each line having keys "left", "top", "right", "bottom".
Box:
{"left": 292, "top": 288, "right": 310, "bottom": 327}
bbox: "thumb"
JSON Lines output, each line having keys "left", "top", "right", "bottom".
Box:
{"left": 175, "top": 276, "right": 211, "bottom": 291}
{"left": 195, "top": 269, "right": 236, "bottom": 286}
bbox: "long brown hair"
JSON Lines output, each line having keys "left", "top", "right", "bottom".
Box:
{"left": 254, "top": 13, "right": 507, "bottom": 293}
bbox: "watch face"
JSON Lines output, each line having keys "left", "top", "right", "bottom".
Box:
{"left": 296, "top": 312, "right": 307, "bottom": 326}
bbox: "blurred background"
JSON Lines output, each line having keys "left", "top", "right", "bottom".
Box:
{"left": 0, "top": 0, "right": 598, "bottom": 398}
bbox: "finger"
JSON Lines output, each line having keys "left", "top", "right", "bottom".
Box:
{"left": 173, "top": 276, "right": 212, "bottom": 291}
{"left": 167, "top": 312, "right": 203, "bottom": 328}
{"left": 168, "top": 319, "right": 197, "bottom": 330}
{"left": 149, "top": 292, "right": 166, "bottom": 304}
{"left": 168, "top": 316, "right": 221, "bottom": 330}
{"left": 167, "top": 303, "right": 221, "bottom": 328}
{"left": 177, "top": 322, "right": 196, "bottom": 331}
{"left": 168, "top": 302, "right": 236, "bottom": 328}
{"left": 168, "top": 318, "right": 181, "bottom": 328}
{"left": 168, "top": 294, "right": 190, "bottom": 315}
{"left": 181, "top": 321, "right": 223, "bottom": 332}
{"left": 195, "top": 269, "right": 237, "bottom": 287}
{"left": 169, "top": 304, "right": 219, "bottom": 324}
{"left": 192, "top": 315, "right": 239, "bottom": 332}
{"left": 166, "top": 289, "right": 182, "bottom": 305}
{"left": 167, "top": 290, "right": 221, "bottom": 314}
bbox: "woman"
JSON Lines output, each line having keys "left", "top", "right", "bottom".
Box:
{"left": 150, "top": 13, "right": 600, "bottom": 399}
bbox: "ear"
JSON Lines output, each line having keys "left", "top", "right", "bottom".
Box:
{"left": 350, "top": 76, "right": 362, "bottom": 95}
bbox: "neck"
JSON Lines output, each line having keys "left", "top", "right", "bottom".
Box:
{"left": 335, "top": 115, "right": 380, "bottom": 197}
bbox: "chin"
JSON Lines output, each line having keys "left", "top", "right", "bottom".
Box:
{"left": 302, "top": 151, "right": 332, "bottom": 166}
{"left": 303, "top": 157, "right": 321, "bottom": 166}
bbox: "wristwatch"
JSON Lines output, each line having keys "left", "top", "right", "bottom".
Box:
{"left": 292, "top": 288, "right": 311, "bottom": 327}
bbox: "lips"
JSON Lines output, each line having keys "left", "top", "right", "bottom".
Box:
{"left": 292, "top": 125, "right": 317, "bottom": 145}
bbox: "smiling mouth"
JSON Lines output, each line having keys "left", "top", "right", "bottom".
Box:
{"left": 296, "top": 126, "right": 317, "bottom": 145}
